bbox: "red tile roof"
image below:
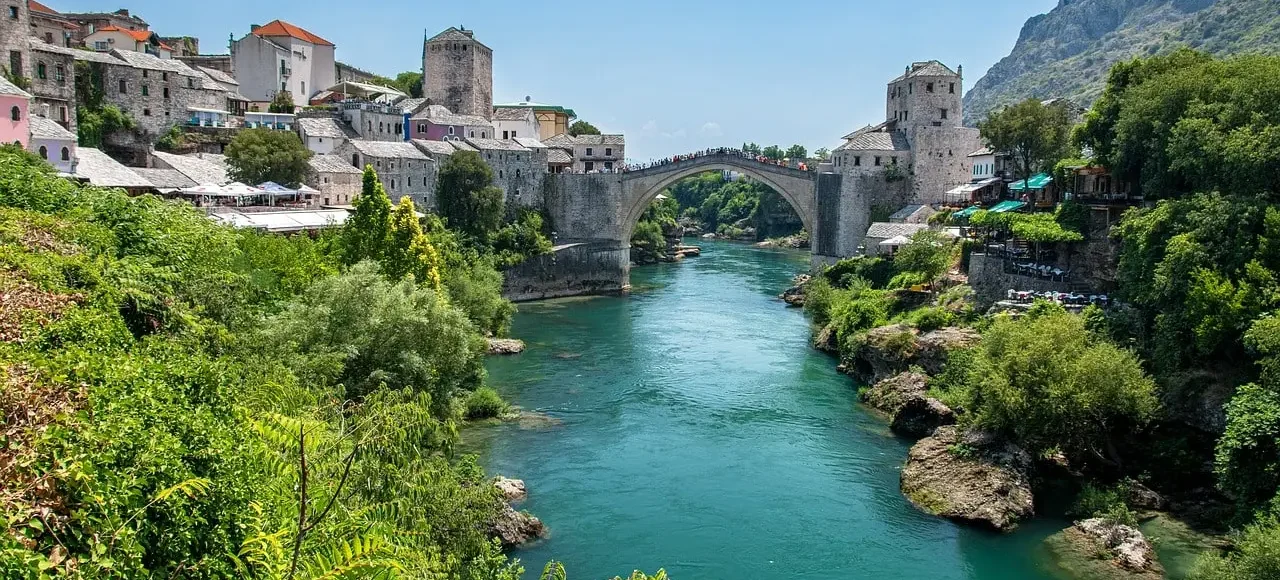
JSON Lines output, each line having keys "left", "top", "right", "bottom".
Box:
{"left": 93, "top": 25, "right": 156, "bottom": 44}
{"left": 251, "top": 20, "right": 333, "bottom": 47}
{"left": 28, "top": 0, "right": 58, "bottom": 15}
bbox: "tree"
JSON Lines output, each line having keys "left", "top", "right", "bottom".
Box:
{"left": 785, "top": 144, "right": 807, "bottom": 160}
{"left": 394, "top": 71, "right": 424, "bottom": 98}
{"left": 76, "top": 104, "right": 135, "bottom": 148}
{"left": 268, "top": 90, "right": 296, "bottom": 113}
{"left": 978, "top": 97, "right": 1073, "bottom": 181}
{"left": 341, "top": 166, "right": 393, "bottom": 265}
{"left": 224, "top": 127, "right": 313, "bottom": 187}
{"left": 742, "top": 142, "right": 762, "bottom": 155}
{"left": 437, "top": 151, "right": 505, "bottom": 242}
{"left": 568, "top": 120, "right": 601, "bottom": 136}
{"left": 762, "top": 145, "right": 785, "bottom": 161}
{"left": 384, "top": 196, "right": 444, "bottom": 289}
{"left": 893, "top": 230, "right": 953, "bottom": 287}
{"left": 814, "top": 147, "right": 832, "bottom": 161}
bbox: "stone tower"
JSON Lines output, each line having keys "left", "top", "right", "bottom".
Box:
{"left": 421, "top": 27, "right": 493, "bottom": 120}
{"left": 885, "top": 61, "right": 965, "bottom": 138}
{"left": 1, "top": 0, "right": 32, "bottom": 79}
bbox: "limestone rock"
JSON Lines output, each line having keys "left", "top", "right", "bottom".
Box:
{"left": 813, "top": 324, "right": 838, "bottom": 354}
{"left": 900, "top": 426, "right": 1035, "bottom": 531}
{"left": 1073, "top": 518, "right": 1163, "bottom": 576}
{"left": 780, "top": 274, "right": 811, "bottom": 307}
{"left": 860, "top": 372, "right": 929, "bottom": 416}
{"left": 915, "top": 327, "right": 981, "bottom": 376}
{"left": 891, "top": 396, "right": 956, "bottom": 439}
{"left": 1126, "top": 482, "right": 1166, "bottom": 512}
{"left": 486, "top": 338, "right": 525, "bottom": 355}
{"left": 701, "top": 233, "right": 716, "bottom": 239}
{"left": 490, "top": 503, "right": 546, "bottom": 548}
{"left": 494, "top": 477, "right": 527, "bottom": 502}
{"left": 851, "top": 324, "right": 919, "bottom": 384}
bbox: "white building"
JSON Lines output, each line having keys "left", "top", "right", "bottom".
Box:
{"left": 491, "top": 107, "right": 538, "bottom": 141}
{"left": 297, "top": 116, "right": 356, "bottom": 154}
{"left": 84, "top": 26, "right": 172, "bottom": 59}
{"left": 231, "top": 19, "right": 336, "bottom": 108}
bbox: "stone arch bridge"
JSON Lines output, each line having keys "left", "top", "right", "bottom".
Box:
{"left": 503, "top": 151, "right": 859, "bottom": 301}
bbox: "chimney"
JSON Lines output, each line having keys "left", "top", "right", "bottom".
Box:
{"left": 115, "top": 9, "right": 129, "bottom": 16}
{"left": 957, "top": 64, "right": 963, "bottom": 78}
{"left": 250, "top": 24, "right": 261, "bottom": 32}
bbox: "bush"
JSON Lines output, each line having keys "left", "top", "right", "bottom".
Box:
{"left": 1188, "top": 518, "right": 1280, "bottom": 580}
{"left": 803, "top": 276, "right": 837, "bottom": 324}
{"left": 465, "top": 387, "right": 509, "bottom": 419}
{"left": 824, "top": 256, "right": 895, "bottom": 289}
{"left": 1071, "top": 483, "right": 1138, "bottom": 527}
{"left": 912, "top": 306, "right": 955, "bottom": 332}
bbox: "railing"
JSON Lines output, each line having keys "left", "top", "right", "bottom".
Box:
{"left": 623, "top": 148, "right": 816, "bottom": 174}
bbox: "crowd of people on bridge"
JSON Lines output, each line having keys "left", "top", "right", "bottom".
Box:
{"left": 622, "top": 147, "right": 815, "bottom": 173}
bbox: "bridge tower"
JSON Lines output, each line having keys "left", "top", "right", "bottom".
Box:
{"left": 421, "top": 26, "right": 493, "bottom": 120}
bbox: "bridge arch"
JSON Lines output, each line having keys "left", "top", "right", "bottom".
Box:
{"left": 619, "top": 154, "right": 817, "bottom": 245}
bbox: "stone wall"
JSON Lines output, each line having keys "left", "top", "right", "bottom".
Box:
{"left": 1, "top": 0, "right": 30, "bottom": 79}
{"left": 422, "top": 36, "right": 492, "bottom": 120}
{"left": 908, "top": 125, "right": 982, "bottom": 204}
{"left": 968, "top": 253, "right": 1073, "bottom": 307}
{"left": 344, "top": 108, "right": 404, "bottom": 142}
{"left": 29, "top": 46, "right": 75, "bottom": 131}
{"left": 542, "top": 172, "right": 627, "bottom": 242}
{"left": 94, "top": 61, "right": 222, "bottom": 136}
{"left": 501, "top": 241, "right": 629, "bottom": 302}
{"left": 310, "top": 171, "right": 360, "bottom": 206}
{"left": 479, "top": 147, "right": 544, "bottom": 209}
{"left": 827, "top": 170, "right": 913, "bottom": 257}
{"left": 335, "top": 141, "right": 436, "bottom": 208}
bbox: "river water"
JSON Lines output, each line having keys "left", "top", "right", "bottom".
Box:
{"left": 477, "top": 240, "right": 1071, "bottom": 580}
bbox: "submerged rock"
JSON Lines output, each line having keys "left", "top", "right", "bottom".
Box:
{"left": 494, "top": 477, "right": 527, "bottom": 502}
{"left": 490, "top": 503, "right": 546, "bottom": 548}
{"left": 487, "top": 338, "right": 526, "bottom": 355}
{"left": 1043, "top": 519, "right": 1163, "bottom": 579}
{"left": 900, "top": 426, "right": 1035, "bottom": 531}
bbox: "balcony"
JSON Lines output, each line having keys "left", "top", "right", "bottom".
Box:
{"left": 280, "top": 66, "right": 292, "bottom": 77}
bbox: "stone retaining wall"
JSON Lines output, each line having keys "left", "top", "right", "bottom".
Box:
{"left": 501, "top": 241, "right": 629, "bottom": 302}
{"left": 968, "top": 253, "right": 1072, "bottom": 307}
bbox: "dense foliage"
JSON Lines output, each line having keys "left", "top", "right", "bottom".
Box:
{"left": 978, "top": 98, "right": 1074, "bottom": 180}
{"left": 568, "top": 121, "right": 600, "bottom": 137}
{"left": 660, "top": 171, "right": 803, "bottom": 240}
{"left": 224, "top": 128, "right": 313, "bottom": 188}
{"left": 267, "top": 90, "right": 295, "bottom": 114}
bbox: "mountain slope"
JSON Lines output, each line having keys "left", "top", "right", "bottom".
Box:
{"left": 963, "top": 0, "right": 1280, "bottom": 124}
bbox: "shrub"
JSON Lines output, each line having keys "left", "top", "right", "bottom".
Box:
{"left": 1071, "top": 483, "right": 1138, "bottom": 527}
{"left": 465, "top": 387, "right": 509, "bottom": 420}
{"left": 913, "top": 306, "right": 955, "bottom": 332}
{"left": 1188, "top": 518, "right": 1280, "bottom": 580}
{"left": 824, "top": 256, "right": 895, "bottom": 289}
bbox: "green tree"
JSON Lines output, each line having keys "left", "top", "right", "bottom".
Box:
{"left": 395, "top": 71, "right": 424, "bottom": 98}
{"left": 893, "top": 230, "right": 953, "bottom": 288}
{"left": 569, "top": 120, "right": 601, "bottom": 136}
{"left": 1188, "top": 518, "right": 1280, "bottom": 580}
{"left": 785, "top": 144, "right": 808, "bottom": 159}
{"left": 224, "top": 127, "right": 313, "bottom": 187}
{"left": 76, "top": 104, "right": 135, "bottom": 148}
{"left": 814, "top": 147, "right": 832, "bottom": 161}
{"left": 384, "top": 196, "right": 444, "bottom": 289}
{"left": 341, "top": 166, "right": 393, "bottom": 265}
{"left": 762, "top": 145, "right": 785, "bottom": 161}
{"left": 437, "top": 150, "right": 505, "bottom": 242}
{"left": 742, "top": 142, "right": 762, "bottom": 155}
{"left": 492, "top": 208, "right": 553, "bottom": 266}
{"left": 268, "top": 89, "right": 295, "bottom": 113}
{"left": 978, "top": 97, "right": 1073, "bottom": 181}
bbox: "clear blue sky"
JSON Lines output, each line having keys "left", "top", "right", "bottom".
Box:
{"left": 53, "top": 0, "right": 1057, "bottom": 161}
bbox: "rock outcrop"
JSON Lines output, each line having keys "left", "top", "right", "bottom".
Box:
{"left": 490, "top": 504, "right": 546, "bottom": 548}
{"left": 891, "top": 396, "right": 956, "bottom": 439}
{"left": 1061, "top": 519, "right": 1164, "bottom": 578}
{"left": 494, "top": 477, "right": 527, "bottom": 502}
{"left": 900, "top": 426, "right": 1035, "bottom": 531}
{"left": 780, "top": 274, "right": 811, "bottom": 307}
{"left": 486, "top": 338, "right": 525, "bottom": 355}
{"left": 861, "top": 372, "right": 928, "bottom": 415}
{"left": 849, "top": 324, "right": 919, "bottom": 384}
{"left": 915, "top": 327, "right": 981, "bottom": 376}
{"left": 813, "top": 324, "right": 838, "bottom": 354}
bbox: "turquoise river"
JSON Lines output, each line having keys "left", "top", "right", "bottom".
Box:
{"left": 476, "top": 240, "right": 1079, "bottom": 580}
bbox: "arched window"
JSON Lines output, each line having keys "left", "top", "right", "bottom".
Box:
{"left": 9, "top": 106, "right": 19, "bottom": 121}
{"left": 60, "top": 147, "right": 69, "bottom": 161}
{"left": 38, "top": 146, "right": 47, "bottom": 159}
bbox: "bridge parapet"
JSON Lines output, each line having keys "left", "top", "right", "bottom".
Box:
{"left": 622, "top": 152, "right": 815, "bottom": 181}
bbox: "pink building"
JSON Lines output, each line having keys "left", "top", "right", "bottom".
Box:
{"left": 0, "top": 75, "right": 32, "bottom": 149}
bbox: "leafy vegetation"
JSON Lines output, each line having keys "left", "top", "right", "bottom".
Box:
{"left": 267, "top": 90, "right": 295, "bottom": 114}
{"left": 661, "top": 171, "right": 803, "bottom": 240}
{"left": 568, "top": 120, "right": 600, "bottom": 136}
{"left": 224, "top": 128, "right": 314, "bottom": 188}
{"left": 978, "top": 98, "right": 1075, "bottom": 180}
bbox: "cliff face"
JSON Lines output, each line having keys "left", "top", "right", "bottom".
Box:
{"left": 963, "top": 0, "right": 1280, "bottom": 124}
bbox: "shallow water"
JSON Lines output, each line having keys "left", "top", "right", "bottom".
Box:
{"left": 480, "top": 240, "right": 1074, "bottom": 580}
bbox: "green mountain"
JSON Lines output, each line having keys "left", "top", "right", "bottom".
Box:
{"left": 963, "top": 0, "right": 1280, "bottom": 124}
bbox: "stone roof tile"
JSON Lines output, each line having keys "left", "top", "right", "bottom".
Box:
{"left": 298, "top": 117, "right": 357, "bottom": 139}
{"left": 150, "top": 151, "right": 230, "bottom": 185}
{"left": 347, "top": 139, "right": 431, "bottom": 160}
{"left": 130, "top": 167, "right": 196, "bottom": 189}
{"left": 465, "top": 137, "right": 528, "bottom": 152}
{"left": 411, "top": 139, "right": 456, "bottom": 156}
{"left": 73, "top": 148, "right": 152, "bottom": 188}
{"left": 309, "top": 154, "right": 362, "bottom": 174}
{"left": 28, "top": 115, "right": 74, "bottom": 139}
{"left": 865, "top": 222, "right": 929, "bottom": 239}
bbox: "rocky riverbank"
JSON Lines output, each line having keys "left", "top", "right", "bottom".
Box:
{"left": 490, "top": 476, "right": 547, "bottom": 547}
{"left": 755, "top": 231, "right": 810, "bottom": 249}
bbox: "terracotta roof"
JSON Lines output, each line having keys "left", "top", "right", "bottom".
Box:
{"left": 252, "top": 20, "right": 334, "bottom": 47}
{"left": 28, "top": 115, "right": 74, "bottom": 139}
{"left": 73, "top": 148, "right": 152, "bottom": 188}
{"left": 91, "top": 26, "right": 157, "bottom": 44}
{"left": 28, "top": 0, "right": 58, "bottom": 15}
{"left": 309, "top": 154, "right": 361, "bottom": 174}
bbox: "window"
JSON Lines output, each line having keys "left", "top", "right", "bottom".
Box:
{"left": 163, "top": 87, "right": 169, "bottom": 99}
{"left": 499, "top": 170, "right": 503, "bottom": 178}
{"left": 516, "top": 169, "right": 521, "bottom": 177}
{"left": 94, "top": 41, "right": 107, "bottom": 50}
{"left": 8, "top": 6, "right": 17, "bottom": 19}
{"left": 417, "top": 123, "right": 426, "bottom": 133}
{"left": 949, "top": 82, "right": 955, "bottom": 94}
{"left": 903, "top": 111, "right": 909, "bottom": 121}
{"left": 408, "top": 177, "right": 412, "bottom": 187}
{"left": 854, "top": 156, "right": 861, "bottom": 166}
{"left": 908, "top": 83, "right": 912, "bottom": 94}
{"left": 940, "top": 108, "right": 948, "bottom": 119}
{"left": 926, "top": 82, "right": 934, "bottom": 93}
{"left": 281, "top": 81, "right": 286, "bottom": 92}
{"left": 604, "top": 162, "right": 612, "bottom": 171}
{"left": 54, "top": 64, "right": 64, "bottom": 84}
{"left": 60, "top": 147, "right": 69, "bottom": 161}
{"left": 586, "top": 147, "right": 593, "bottom": 156}
{"left": 351, "top": 153, "right": 360, "bottom": 167}
{"left": 58, "top": 106, "right": 66, "bottom": 122}
{"left": 874, "top": 156, "right": 881, "bottom": 166}
{"left": 9, "top": 50, "right": 21, "bottom": 77}
{"left": 162, "top": 72, "right": 167, "bottom": 81}
{"left": 481, "top": 132, "right": 486, "bottom": 138}
{"left": 891, "top": 156, "right": 898, "bottom": 165}
{"left": 503, "top": 130, "right": 508, "bottom": 139}
{"left": 36, "top": 62, "right": 46, "bottom": 80}
{"left": 141, "top": 84, "right": 148, "bottom": 96}
{"left": 142, "top": 69, "right": 148, "bottom": 78}
{"left": 301, "top": 81, "right": 305, "bottom": 96}
{"left": 605, "top": 147, "right": 612, "bottom": 156}
{"left": 585, "top": 161, "right": 594, "bottom": 171}
{"left": 38, "top": 146, "right": 47, "bottom": 159}
{"left": 186, "top": 78, "right": 193, "bottom": 88}
{"left": 9, "top": 105, "right": 18, "bottom": 121}
{"left": 448, "top": 126, "right": 455, "bottom": 135}
{"left": 379, "top": 122, "right": 384, "bottom": 132}
{"left": 512, "top": 130, "right": 517, "bottom": 138}
{"left": 469, "top": 130, "right": 474, "bottom": 138}
{"left": 389, "top": 161, "right": 394, "bottom": 170}
{"left": 44, "top": 32, "right": 52, "bottom": 44}
{"left": 390, "top": 179, "right": 395, "bottom": 190}
{"left": 143, "top": 108, "right": 151, "bottom": 116}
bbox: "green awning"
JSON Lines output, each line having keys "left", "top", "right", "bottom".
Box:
{"left": 989, "top": 200, "right": 1028, "bottom": 213}
{"left": 952, "top": 206, "right": 980, "bottom": 218}
{"left": 1009, "top": 173, "right": 1052, "bottom": 191}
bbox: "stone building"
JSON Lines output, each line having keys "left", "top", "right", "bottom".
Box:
{"left": 83, "top": 49, "right": 224, "bottom": 136}
{"left": 465, "top": 137, "right": 544, "bottom": 207}
{"left": 334, "top": 61, "right": 374, "bottom": 85}
{"left": 335, "top": 139, "right": 435, "bottom": 207}
{"left": 160, "top": 36, "right": 198, "bottom": 57}
{"left": 232, "top": 19, "right": 336, "bottom": 107}
{"left": 61, "top": 8, "right": 148, "bottom": 45}
{"left": 175, "top": 54, "right": 232, "bottom": 75}
{"left": 28, "top": 1, "right": 76, "bottom": 48}
{"left": 150, "top": 150, "right": 229, "bottom": 185}
{"left": 297, "top": 115, "right": 357, "bottom": 154}
{"left": 410, "top": 104, "right": 491, "bottom": 141}
{"left": 2, "top": 0, "right": 31, "bottom": 81}
{"left": 421, "top": 27, "right": 492, "bottom": 120}
{"left": 28, "top": 39, "right": 75, "bottom": 130}
{"left": 307, "top": 153, "right": 362, "bottom": 206}
{"left": 342, "top": 100, "right": 405, "bottom": 142}
{"left": 0, "top": 74, "right": 31, "bottom": 148}
{"left": 71, "top": 146, "right": 152, "bottom": 194}
{"left": 28, "top": 114, "right": 75, "bottom": 172}
{"left": 543, "top": 133, "right": 625, "bottom": 173}
{"left": 195, "top": 65, "right": 249, "bottom": 115}
{"left": 84, "top": 26, "right": 172, "bottom": 58}
{"left": 826, "top": 60, "right": 983, "bottom": 258}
